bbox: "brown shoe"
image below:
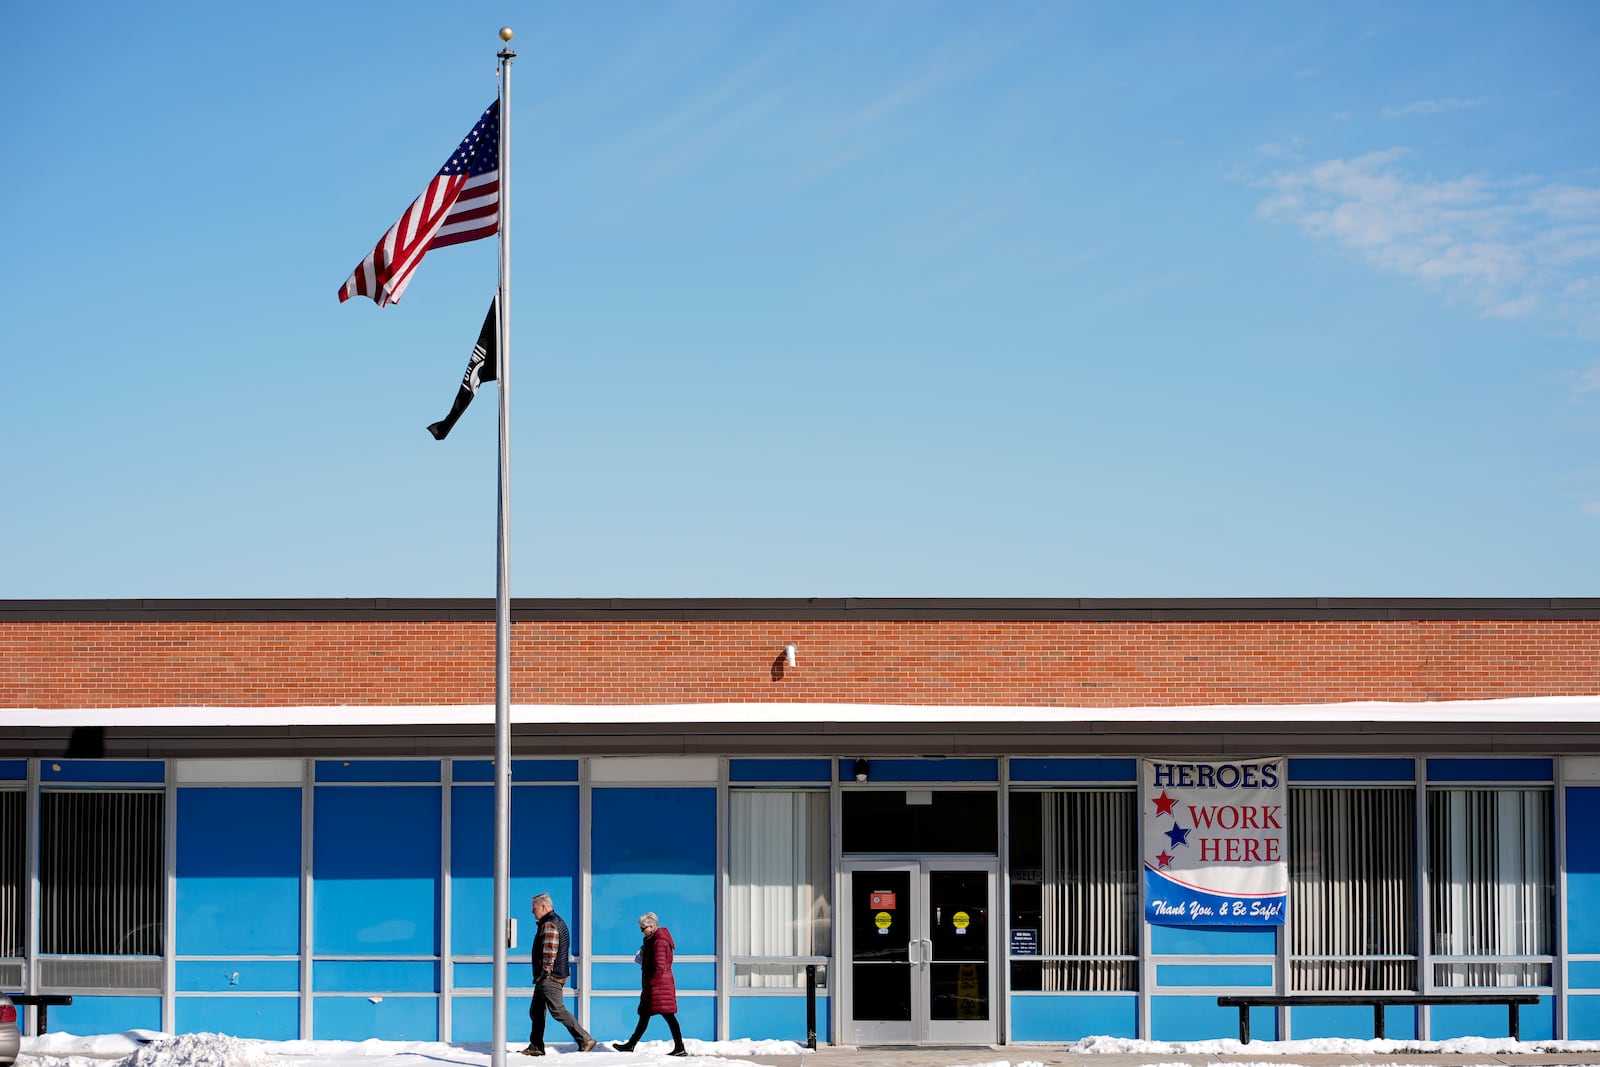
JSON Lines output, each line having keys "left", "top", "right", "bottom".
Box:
{"left": 518, "top": 1047, "right": 544, "bottom": 1056}
{"left": 580, "top": 1039, "right": 598, "bottom": 1052}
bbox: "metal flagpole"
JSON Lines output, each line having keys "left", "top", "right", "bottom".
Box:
{"left": 492, "top": 26, "right": 515, "bottom": 1067}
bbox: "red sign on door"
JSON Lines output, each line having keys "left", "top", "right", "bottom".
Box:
{"left": 870, "top": 891, "right": 897, "bottom": 909}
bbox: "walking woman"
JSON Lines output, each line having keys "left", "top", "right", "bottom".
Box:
{"left": 611, "top": 912, "right": 687, "bottom": 1056}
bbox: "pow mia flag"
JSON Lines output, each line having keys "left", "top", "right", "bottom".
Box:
{"left": 427, "top": 296, "right": 498, "bottom": 440}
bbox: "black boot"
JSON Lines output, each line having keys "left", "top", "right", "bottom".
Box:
{"left": 610, "top": 1043, "right": 634, "bottom": 1053}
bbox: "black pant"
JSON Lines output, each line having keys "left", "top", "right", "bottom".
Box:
{"left": 624, "top": 1010, "right": 683, "bottom": 1050}
{"left": 529, "top": 975, "right": 592, "bottom": 1049}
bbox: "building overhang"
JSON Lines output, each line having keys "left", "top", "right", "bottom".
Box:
{"left": 6, "top": 695, "right": 1598, "bottom": 760}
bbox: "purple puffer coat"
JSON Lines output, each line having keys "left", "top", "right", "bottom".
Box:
{"left": 638, "top": 925, "right": 678, "bottom": 1014}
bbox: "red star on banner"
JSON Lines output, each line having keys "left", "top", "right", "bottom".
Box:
{"left": 1156, "top": 851, "right": 1174, "bottom": 868}
{"left": 1153, "top": 790, "right": 1178, "bottom": 817}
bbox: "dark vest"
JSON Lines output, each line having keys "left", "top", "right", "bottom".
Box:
{"left": 536, "top": 910, "right": 572, "bottom": 981}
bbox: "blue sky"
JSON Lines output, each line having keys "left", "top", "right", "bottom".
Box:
{"left": 4, "top": 2, "right": 1598, "bottom": 598}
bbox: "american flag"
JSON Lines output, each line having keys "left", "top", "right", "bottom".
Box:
{"left": 338, "top": 101, "right": 500, "bottom": 307}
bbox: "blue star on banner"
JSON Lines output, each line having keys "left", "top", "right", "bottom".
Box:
{"left": 1164, "top": 823, "right": 1191, "bottom": 848}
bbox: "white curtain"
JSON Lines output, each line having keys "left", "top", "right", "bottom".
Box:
{"left": 1039, "top": 790, "right": 1135, "bottom": 991}
{"left": 1290, "top": 787, "right": 1415, "bottom": 990}
{"left": 730, "top": 790, "right": 830, "bottom": 988}
{"left": 1428, "top": 788, "right": 1552, "bottom": 987}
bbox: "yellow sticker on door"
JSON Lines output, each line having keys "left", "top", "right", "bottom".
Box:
{"left": 953, "top": 910, "right": 971, "bottom": 934}
{"left": 875, "top": 911, "right": 892, "bottom": 933}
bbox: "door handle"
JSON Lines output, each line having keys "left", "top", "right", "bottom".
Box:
{"left": 919, "top": 938, "right": 933, "bottom": 969}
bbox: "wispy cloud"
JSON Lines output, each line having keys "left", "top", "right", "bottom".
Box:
{"left": 1381, "top": 96, "right": 1488, "bottom": 118}
{"left": 1256, "top": 148, "right": 1600, "bottom": 334}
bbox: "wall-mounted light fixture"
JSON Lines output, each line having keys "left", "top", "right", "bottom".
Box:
{"left": 854, "top": 758, "right": 869, "bottom": 783}
{"left": 784, "top": 643, "right": 797, "bottom": 668}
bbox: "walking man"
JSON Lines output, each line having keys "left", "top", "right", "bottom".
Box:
{"left": 522, "top": 893, "right": 597, "bottom": 1055}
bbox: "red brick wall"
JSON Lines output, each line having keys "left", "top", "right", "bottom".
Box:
{"left": 3, "top": 617, "right": 1598, "bottom": 709}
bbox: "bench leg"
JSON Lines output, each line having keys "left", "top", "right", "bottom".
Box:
{"left": 38, "top": 1003, "right": 48, "bottom": 1034}
{"left": 1239, "top": 1004, "right": 1251, "bottom": 1044}
{"left": 1374, "top": 1003, "right": 1385, "bottom": 1040}
{"left": 1510, "top": 1003, "right": 1520, "bottom": 1042}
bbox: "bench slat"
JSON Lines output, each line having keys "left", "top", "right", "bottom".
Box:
{"left": 1217, "top": 993, "right": 1537, "bottom": 1044}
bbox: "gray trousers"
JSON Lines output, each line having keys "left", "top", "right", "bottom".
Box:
{"left": 529, "top": 975, "right": 592, "bottom": 1049}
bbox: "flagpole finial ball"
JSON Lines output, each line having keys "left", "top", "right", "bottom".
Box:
{"left": 499, "top": 27, "right": 514, "bottom": 41}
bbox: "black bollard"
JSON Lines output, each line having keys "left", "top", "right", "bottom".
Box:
{"left": 806, "top": 964, "right": 817, "bottom": 1049}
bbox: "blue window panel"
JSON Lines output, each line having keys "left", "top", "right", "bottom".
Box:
{"left": 1427, "top": 758, "right": 1553, "bottom": 783}
{"left": 177, "top": 960, "right": 300, "bottom": 992}
{"left": 452, "top": 993, "right": 538, "bottom": 1043}
{"left": 729, "top": 759, "right": 832, "bottom": 783}
{"left": 1567, "top": 993, "right": 1600, "bottom": 1039}
{"left": 1288, "top": 758, "right": 1414, "bottom": 782}
{"left": 313, "top": 995, "right": 438, "bottom": 1041}
{"left": 454, "top": 963, "right": 498, "bottom": 989}
{"left": 0, "top": 760, "right": 25, "bottom": 781}
{"left": 591, "top": 961, "right": 714, "bottom": 992}
{"left": 1156, "top": 964, "right": 1272, "bottom": 987}
{"left": 1150, "top": 924, "right": 1277, "bottom": 955}
{"left": 313, "top": 959, "right": 438, "bottom": 993}
{"left": 1431, "top": 997, "right": 1550, "bottom": 1041}
{"left": 726, "top": 758, "right": 825, "bottom": 783}
{"left": 451, "top": 783, "right": 579, "bottom": 957}
{"left": 177, "top": 995, "right": 300, "bottom": 1040}
{"left": 730, "top": 994, "right": 830, "bottom": 1043}
{"left": 591, "top": 961, "right": 644, "bottom": 990}
{"left": 177, "top": 787, "right": 301, "bottom": 955}
{"left": 49, "top": 995, "right": 161, "bottom": 1038}
{"left": 837, "top": 758, "right": 997, "bottom": 783}
{"left": 1572, "top": 961, "right": 1600, "bottom": 988}
{"left": 316, "top": 760, "right": 440, "bottom": 783}
{"left": 1010, "top": 759, "right": 1137, "bottom": 783}
{"left": 589, "top": 994, "right": 716, "bottom": 1045}
{"left": 671, "top": 962, "right": 716, "bottom": 990}
{"left": 453, "top": 760, "right": 579, "bottom": 783}
{"left": 591, "top": 788, "right": 716, "bottom": 956}
{"left": 588, "top": 995, "right": 644, "bottom": 1042}
{"left": 1010, "top": 994, "right": 1136, "bottom": 1041}
{"left": 1152, "top": 994, "right": 1272, "bottom": 1041}
{"left": 1290, "top": 1002, "right": 1414, "bottom": 1040}
{"left": 41, "top": 760, "right": 163, "bottom": 784}
{"left": 313, "top": 785, "right": 441, "bottom": 956}
{"left": 1569, "top": 789, "right": 1600, "bottom": 953}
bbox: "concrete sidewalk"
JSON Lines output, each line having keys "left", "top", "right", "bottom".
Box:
{"left": 735, "top": 1048, "right": 1600, "bottom": 1067}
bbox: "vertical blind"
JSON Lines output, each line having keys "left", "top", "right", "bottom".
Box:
{"left": 729, "top": 790, "right": 830, "bottom": 988}
{"left": 1039, "top": 790, "right": 1136, "bottom": 991}
{"left": 1428, "top": 788, "right": 1552, "bottom": 987}
{"left": 0, "top": 790, "right": 22, "bottom": 958}
{"left": 41, "top": 790, "right": 164, "bottom": 956}
{"left": 1290, "top": 787, "right": 1415, "bottom": 990}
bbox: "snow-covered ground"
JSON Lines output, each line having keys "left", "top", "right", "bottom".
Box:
{"left": 19, "top": 1031, "right": 1600, "bottom": 1067}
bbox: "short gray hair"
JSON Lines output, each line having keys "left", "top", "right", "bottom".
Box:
{"left": 532, "top": 893, "right": 553, "bottom": 910}
{"left": 638, "top": 912, "right": 658, "bottom": 928}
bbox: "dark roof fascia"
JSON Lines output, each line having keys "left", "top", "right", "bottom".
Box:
{"left": 2, "top": 597, "right": 1600, "bottom": 623}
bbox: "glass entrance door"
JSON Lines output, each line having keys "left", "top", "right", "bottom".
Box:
{"left": 843, "top": 860, "right": 997, "bottom": 1045}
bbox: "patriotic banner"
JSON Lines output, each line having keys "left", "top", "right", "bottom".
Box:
{"left": 1142, "top": 757, "right": 1287, "bottom": 926}
{"left": 338, "top": 101, "right": 501, "bottom": 308}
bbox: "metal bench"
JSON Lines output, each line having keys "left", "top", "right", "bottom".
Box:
{"left": 5, "top": 994, "right": 74, "bottom": 1034}
{"left": 1217, "top": 993, "right": 1540, "bottom": 1043}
